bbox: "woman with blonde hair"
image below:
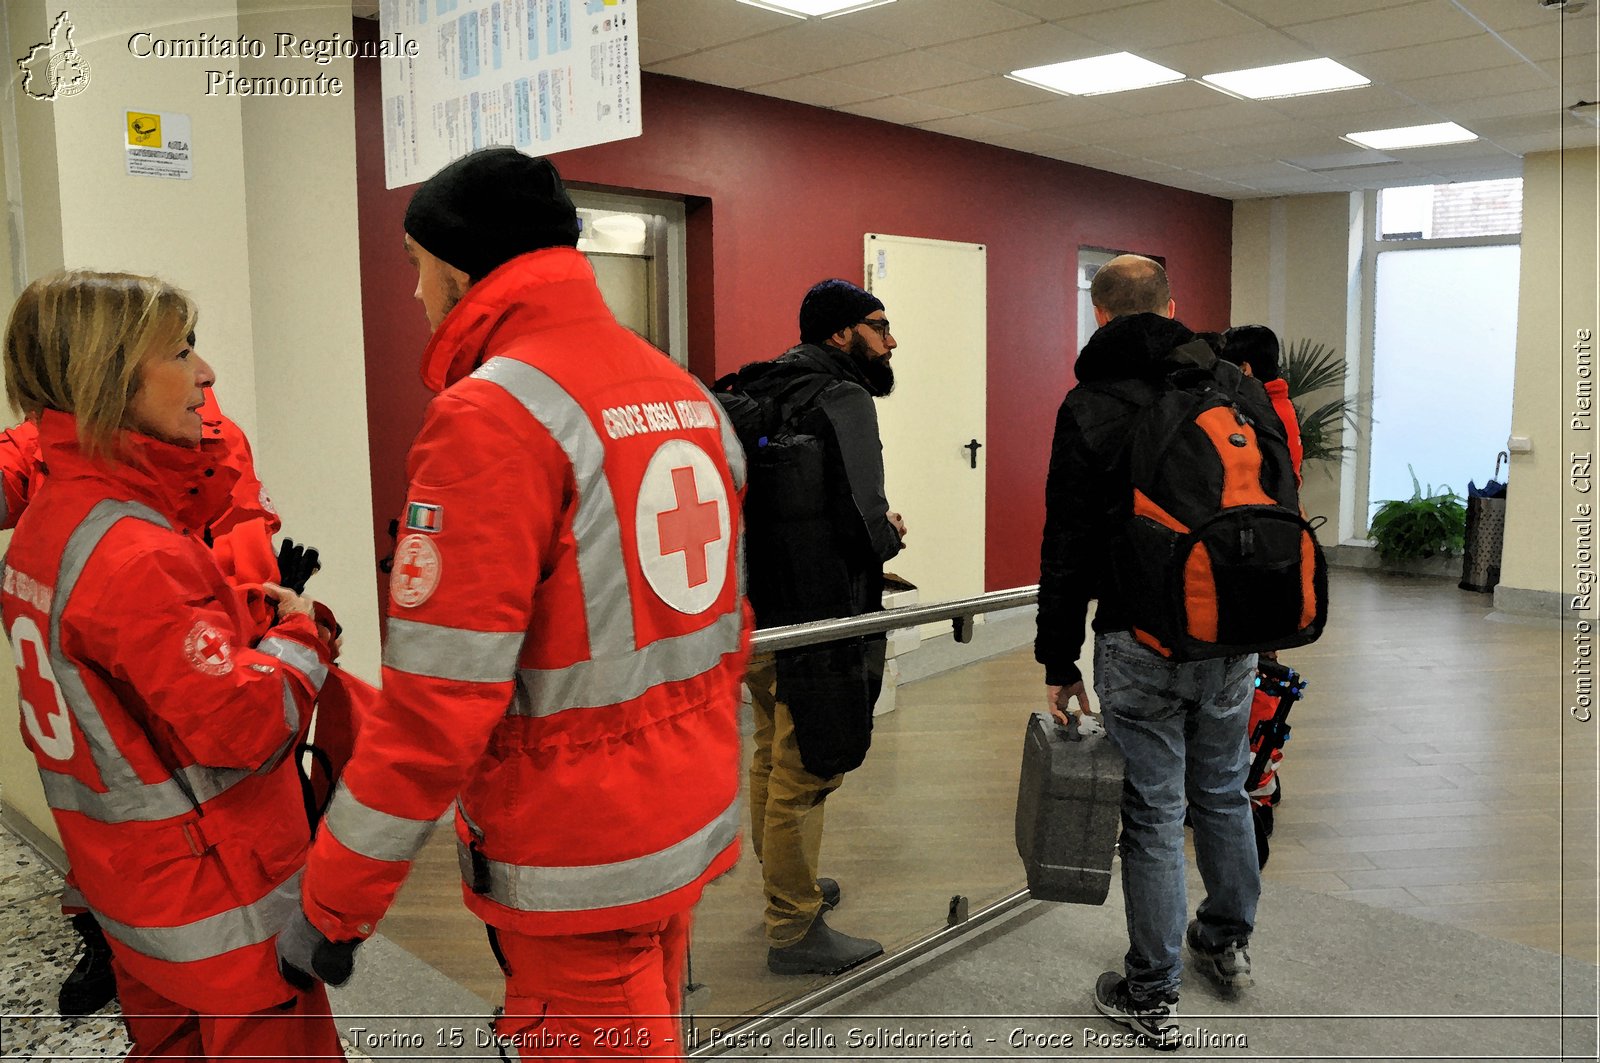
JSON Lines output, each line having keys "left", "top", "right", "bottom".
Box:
{"left": 1, "top": 270, "right": 341, "bottom": 1059}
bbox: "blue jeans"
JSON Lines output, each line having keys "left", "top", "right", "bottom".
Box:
{"left": 1093, "top": 630, "right": 1260, "bottom": 999}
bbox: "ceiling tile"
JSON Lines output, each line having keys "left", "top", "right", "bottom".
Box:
{"left": 827, "top": 48, "right": 995, "bottom": 94}
{"left": 1346, "top": 34, "right": 1532, "bottom": 83}
{"left": 1109, "top": 132, "right": 1229, "bottom": 157}
{"left": 1452, "top": 0, "right": 1598, "bottom": 33}
{"left": 993, "top": 0, "right": 1147, "bottom": 18}
{"left": 1415, "top": 156, "right": 1525, "bottom": 178}
{"left": 1257, "top": 85, "right": 1416, "bottom": 120}
{"left": 1162, "top": 144, "right": 1275, "bottom": 168}
{"left": 1055, "top": 0, "right": 1265, "bottom": 49}
{"left": 1495, "top": 23, "right": 1591, "bottom": 63}
{"left": 983, "top": 128, "right": 1083, "bottom": 154}
{"left": 836, "top": 95, "right": 965, "bottom": 125}
{"left": 706, "top": 21, "right": 912, "bottom": 81}
{"left": 646, "top": 50, "right": 785, "bottom": 89}
{"left": 1223, "top": 118, "right": 1330, "bottom": 147}
{"left": 1446, "top": 87, "right": 1572, "bottom": 120}
{"left": 1144, "top": 29, "right": 1318, "bottom": 75}
{"left": 977, "top": 95, "right": 1124, "bottom": 130}
{"left": 922, "top": 22, "right": 1107, "bottom": 73}
{"left": 900, "top": 76, "right": 1052, "bottom": 114}
{"left": 639, "top": 36, "right": 694, "bottom": 65}
{"left": 1093, "top": 80, "right": 1240, "bottom": 116}
{"left": 635, "top": 0, "right": 793, "bottom": 50}
{"left": 1381, "top": 139, "right": 1518, "bottom": 165}
{"left": 842, "top": 0, "right": 1042, "bottom": 48}
{"left": 1391, "top": 63, "right": 1555, "bottom": 108}
{"left": 1147, "top": 99, "right": 1287, "bottom": 132}
{"left": 750, "top": 74, "right": 887, "bottom": 108}
{"left": 1284, "top": 1, "right": 1485, "bottom": 54}
{"left": 1040, "top": 144, "right": 1144, "bottom": 169}
{"left": 1472, "top": 111, "right": 1570, "bottom": 139}
{"left": 1219, "top": 0, "right": 1402, "bottom": 24}
{"left": 912, "top": 113, "right": 1030, "bottom": 139}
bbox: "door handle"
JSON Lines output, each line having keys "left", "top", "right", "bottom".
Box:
{"left": 964, "top": 438, "right": 983, "bottom": 469}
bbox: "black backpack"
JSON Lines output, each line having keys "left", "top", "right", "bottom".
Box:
{"left": 1090, "top": 339, "right": 1327, "bottom": 661}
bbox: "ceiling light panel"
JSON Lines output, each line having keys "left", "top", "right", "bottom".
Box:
{"left": 1008, "top": 52, "right": 1186, "bottom": 97}
{"left": 1201, "top": 58, "right": 1369, "bottom": 99}
{"left": 736, "top": 0, "right": 895, "bottom": 18}
{"left": 1342, "top": 122, "right": 1479, "bottom": 149}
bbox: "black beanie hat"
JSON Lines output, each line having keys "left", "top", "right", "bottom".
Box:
{"left": 799, "top": 279, "right": 884, "bottom": 346}
{"left": 404, "top": 147, "right": 581, "bottom": 280}
{"left": 1220, "top": 324, "right": 1282, "bottom": 382}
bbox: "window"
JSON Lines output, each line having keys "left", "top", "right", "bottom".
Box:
{"left": 1376, "top": 178, "right": 1523, "bottom": 241}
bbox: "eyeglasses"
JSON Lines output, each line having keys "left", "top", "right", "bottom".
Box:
{"left": 858, "top": 318, "right": 892, "bottom": 336}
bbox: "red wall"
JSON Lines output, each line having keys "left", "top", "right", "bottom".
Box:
{"left": 354, "top": 61, "right": 1233, "bottom": 594}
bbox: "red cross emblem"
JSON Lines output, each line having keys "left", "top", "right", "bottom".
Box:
{"left": 14, "top": 621, "right": 73, "bottom": 762}
{"left": 184, "top": 620, "right": 234, "bottom": 676}
{"left": 637, "top": 439, "right": 730, "bottom": 616}
{"left": 656, "top": 466, "right": 721, "bottom": 588}
{"left": 390, "top": 534, "right": 442, "bottom": 609}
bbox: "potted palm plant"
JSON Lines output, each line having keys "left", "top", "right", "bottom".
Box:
{"left": 1368, "top": 467, "right": 1467, "bottom": 571}
{"left": 1280, "top": 338, "right": 1359, "bottom": 463}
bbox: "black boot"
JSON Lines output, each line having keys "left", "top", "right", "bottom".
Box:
{"left": 767, "top": 914, "right": 881, "bottom": 976}
{"left": 58, "top": 912, "right": 117, "bottom": 1017}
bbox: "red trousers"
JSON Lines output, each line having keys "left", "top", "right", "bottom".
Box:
{"left": 492, "top": 911, "right": 692, "bottom": 1061}
{"left": 113, "top": 955, "right": 344, "bottom": 1062}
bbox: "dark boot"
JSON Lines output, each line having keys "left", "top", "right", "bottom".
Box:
{"left": 58, "top": 912, "right": 117, "bottom": 1017}
{"left": 818, "top": 877, "right": 841, "bottom": 911}
{"left": 767, "top": 913, "right": 881, "bottom": 976}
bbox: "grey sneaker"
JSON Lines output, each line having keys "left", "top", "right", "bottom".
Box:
{"left": 767, "top": 913, "right": 882, "bottom": 976}
{"left": 1094, "top": 972, "right": 1179, "bottom": 1051}
{"left": 1186, "top": 919, "right": 1253, "bottom": 992}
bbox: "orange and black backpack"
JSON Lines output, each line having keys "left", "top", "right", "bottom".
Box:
{"left": 1091, "top": 338, "right": 1327, "bottom": 661}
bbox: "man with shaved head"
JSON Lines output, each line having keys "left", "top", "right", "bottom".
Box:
{"left": 1036, "top": 254, "right": 1263, "bottom": 1051}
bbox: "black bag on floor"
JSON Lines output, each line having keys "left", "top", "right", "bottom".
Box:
{"left": 1015, "top": 711, "right": 1124, "bottom": 904}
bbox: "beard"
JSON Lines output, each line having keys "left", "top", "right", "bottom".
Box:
{"left": 847, "top": 333, "right": 896, "bottom": 397}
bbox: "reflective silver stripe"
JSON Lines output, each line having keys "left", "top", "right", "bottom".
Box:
{"left": 39, "top": 500, "right": 253, "bottom": 823}
{"left": 38, "top": 762, "right": 256, "bottom": 823}
{"left": 383, "top": 618, "right": 524, "bottom": 683}
{"left": 509, "top": 606, "right": 742, "bottom": 716}
{"left": 460, "top": 797, "right": 739, "bottom": 913}
{"left": 278, "top": 675, "right": 299, "bottom": 737}
{"left": 322, "top": 780, "right": 439, "bottom": 863}
{"left": 256, "top": 637, "right": 328, "bottom": 694}
{"left": 93, "top": 870, "right": 302, "bottom": 964}
{"left": 472, "top": 357, "right": 634, "bottom": 658}
{"left": 694, "top": 377, "right": 746, "bottom": 492}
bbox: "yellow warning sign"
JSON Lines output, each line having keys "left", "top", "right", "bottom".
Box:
{"left": 126, "top": 112, "right": 160, "bottom": 147}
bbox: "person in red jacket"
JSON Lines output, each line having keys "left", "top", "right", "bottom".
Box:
{"left": 2, "top": 379, "right": 311, "bottom": 1018}
{"left": 1221, "top": 325, "right": 1304, "bottom": 481}
{"left": 1, "top": 270, "right": 341, "bottom": 1059}
{"left": 282, "top": 149, "right": 749, "bottom": 1060}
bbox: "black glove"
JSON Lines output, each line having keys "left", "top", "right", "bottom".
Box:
{"left": 276, "top": 538, "right": 322, "bottom": 595}
{"left": 276, "top": 905, "right": 360, "bottom": 990}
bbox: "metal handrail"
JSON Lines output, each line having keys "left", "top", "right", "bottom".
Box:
{"left": 750, "top": 585, "right": 1039, "bottom": 653}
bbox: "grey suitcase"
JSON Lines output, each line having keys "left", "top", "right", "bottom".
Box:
{"left": 1015, "top": 711, "right": 1124, "bottom": 904}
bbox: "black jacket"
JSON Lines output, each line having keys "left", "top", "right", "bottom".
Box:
{"left": 1035, "top": 313, "right": 1234, "bottom": 686}
{"left": 744, "top": 342, "right": 903, "bottom": 626}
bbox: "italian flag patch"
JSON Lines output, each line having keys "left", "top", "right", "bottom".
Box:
{"left": 405, "top": 502, "right": 443, "bottom": 533}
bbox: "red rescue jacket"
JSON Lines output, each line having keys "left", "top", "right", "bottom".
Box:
{"left": 1263, "top": 377, "right": 1304, "bottom": 482}
{"left": 303, "top": 247, "right": 750, "bottom": 939}
{"left": 2, "top": 411, "right": 331, "bottom": 1011}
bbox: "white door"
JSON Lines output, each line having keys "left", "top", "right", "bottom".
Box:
{"left": 864, "top": 233, "right": 988, "bottom": 631}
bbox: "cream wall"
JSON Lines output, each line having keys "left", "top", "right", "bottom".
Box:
{"left": 0, "top": 0, "right": 375, "bottom": 848}
{"left": 1232, "top": 151, "right": 1600, "bottom": 610}
{"left": 1230, "top": 192, "right": 1364, "bottom": 541}
{"left": 1501, "top": 147, "right": 1599, "bottom": 608}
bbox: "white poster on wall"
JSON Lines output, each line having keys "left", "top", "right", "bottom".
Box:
{"left": 124, "top": 110, "right": 192, "bottom": 180}
{"left": 379, "top": 0, "right": 640, "bottom": 189}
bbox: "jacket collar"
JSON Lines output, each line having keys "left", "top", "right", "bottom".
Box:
{"left": 419, "top": 247, "right": 609, "bottom": 393}
{"left": 783, "top": 342, "right": 874, "bottom": 391}
{"left": 36, "top": 408, "right": 240, "bottom": 534}
{"left": 1074, "top": 312, "right": 1199, "bottom": 384}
